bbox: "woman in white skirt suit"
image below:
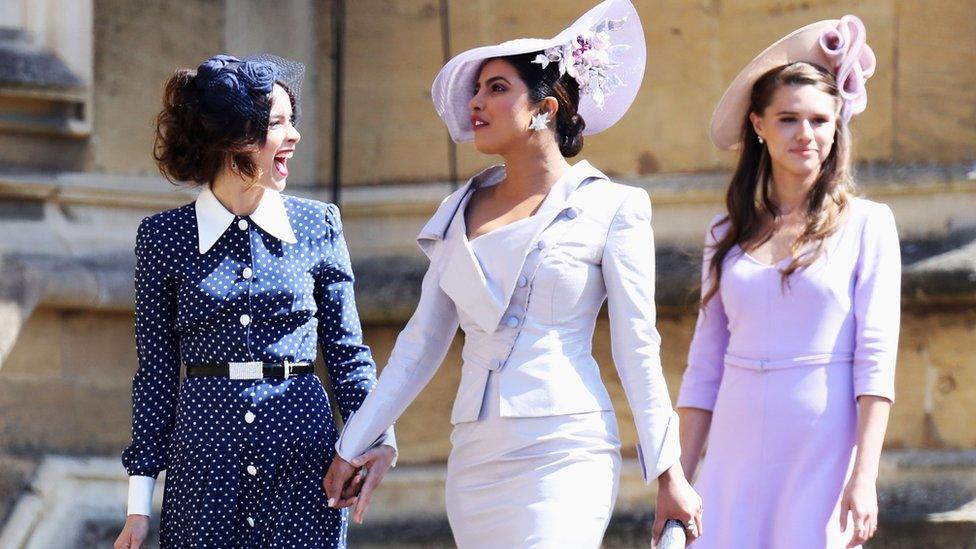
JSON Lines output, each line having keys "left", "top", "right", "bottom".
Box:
{"left": 323, "top": 1, "right": 702, "bottom": 547}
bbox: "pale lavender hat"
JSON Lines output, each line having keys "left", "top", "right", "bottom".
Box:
{"left": 431, "top": 0, "right": 646, "bottom": 144}
{"left": 710, "top": 14, "right": 877, "bottom": 150}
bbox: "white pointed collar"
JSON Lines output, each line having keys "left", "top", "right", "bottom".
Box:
{"left": 195, "top": 185, "right": 298, "bottom": 254}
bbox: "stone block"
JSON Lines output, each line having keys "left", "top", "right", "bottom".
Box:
{"left": 0, "top": 310, "right": 62, "bottom": 380}
{"left": 60, "top": 310, "right": 137, "bottom": 390}
{"left": 90, "top": 0, "right": 223, "bottom": 175}
{"left": 913, "top": 312, "right": 976, "bottom": 447}
{"left": 0, "top": 456, "right": 37, "bottom": 526}
{"left": 894, "top": 0, "right": 976, "bottom": 163}
{"left": 0, "top": 377, "right": 132, "bottom": 456}
{"left": 342, "top": 0, "right": 449, "bottom": 184}
{"left": 602, "top": 1, "right": 722, "bottom": 174}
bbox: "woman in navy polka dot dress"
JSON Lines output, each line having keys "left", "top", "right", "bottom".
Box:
{"left": 114, "top": 54, "right": 396, "bottom": 549}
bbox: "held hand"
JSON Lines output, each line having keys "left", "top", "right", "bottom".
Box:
{"left": 114, "top": 514, "right": 150, "bottom": 549}
{"left": 653, "top": 467, "right": 703, "bottom": 547}
{"left": 324, "top": 454, "right": 362, "bottom": 509}
{"left": 349, "top": 444, "right": 397, "bottom": 524}
{"left": 840, "top": 473, "right": 879, "bottom": 547}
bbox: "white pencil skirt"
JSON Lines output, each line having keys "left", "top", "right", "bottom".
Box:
{"left": 445, "top": 373, "right": 622, "bottom": 549}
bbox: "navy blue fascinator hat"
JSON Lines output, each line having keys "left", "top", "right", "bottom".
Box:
{"left": 194, "top": 53, "right": 305, "bottom": 125}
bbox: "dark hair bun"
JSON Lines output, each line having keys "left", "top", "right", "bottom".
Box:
{"left": 557, "top": 112, "right": 586, "bottom": 158}
{"left": 497, "top": 52, "right": 587, "bottom": 158}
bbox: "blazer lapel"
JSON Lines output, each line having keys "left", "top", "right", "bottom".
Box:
{"left": 414, "top": 161, "right": 610, "bottom": 334}
{"left": 437, "top": 200, "right": 509, "bottom": 333}
{"left": 416, "top": 165, "right": 505, "bottom": 258}
{"left": 416, "top": 165, "right": 509, "bottom": 332}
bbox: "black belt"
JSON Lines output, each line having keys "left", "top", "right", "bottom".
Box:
{"left": 185, "top": 361, "right": 314, "bottom": 379}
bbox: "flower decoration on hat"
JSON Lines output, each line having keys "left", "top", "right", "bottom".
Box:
{"left": 194, "top": 54, "right": 282, "bottom": 122}
{"left": 817, "top": 15, "right": 876, "bottom": 122}
{"left": 532, "top": 16, "right": 630, "bottom": 109}
{"left": 432, "top": 0, "right": 645, "bottom": 143}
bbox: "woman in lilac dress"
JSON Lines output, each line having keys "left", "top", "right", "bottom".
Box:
{"left": 677, "top": 16, "right": 898, "bottom": 548}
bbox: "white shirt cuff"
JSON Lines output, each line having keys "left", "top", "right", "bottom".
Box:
{"left": 381, "top": 426, "right": 398, "bottom": 467}
{"left": 636, "top": 412, "right": 682, "bottom": 484}
{"left": 335, "top": 413, "right": 398, "bottom": 466}
{"left": 127, "top": 475, "right": 157, "bottom": 516}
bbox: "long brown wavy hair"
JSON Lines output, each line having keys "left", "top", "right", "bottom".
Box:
{"left": 702, "top": 62, "right": 856, "bottom": 306}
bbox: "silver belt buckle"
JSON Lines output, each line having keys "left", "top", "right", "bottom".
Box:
{"left": 229, "top": 361, "right": 264, "bottom": 380}
{"left": 283, "top": 361, "right": 293, "bottom": 380}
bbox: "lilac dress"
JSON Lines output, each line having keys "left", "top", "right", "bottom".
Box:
{"left": 677, "top": 198, "right": 900, "bottom": 548}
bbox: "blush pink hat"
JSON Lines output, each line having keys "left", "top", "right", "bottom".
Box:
{"left": 710, "top": 14, "right": 877, "bottom": 150}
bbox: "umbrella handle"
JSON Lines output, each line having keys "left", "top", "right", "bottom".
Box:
{"left": 658, "top": 518, "right": 688, "bottom": 549}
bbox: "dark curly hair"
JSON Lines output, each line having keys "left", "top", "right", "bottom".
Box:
{"left": 490, "top": 52, "right": 586, "bottom": 157}
{"left": 152, "top": 70, "right": 295, "bottom": 186}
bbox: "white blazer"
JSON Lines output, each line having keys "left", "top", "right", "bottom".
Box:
{"left": 336, "top": 160, "right": 680, "bottom": 482}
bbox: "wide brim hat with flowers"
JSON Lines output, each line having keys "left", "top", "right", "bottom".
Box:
{"left": 431, "top": 0, "right": 646, "bottom": 144}
{"left": 710, "top": 14, "right": 877, "bottom": 150}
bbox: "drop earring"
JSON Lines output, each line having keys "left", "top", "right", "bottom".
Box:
{"left": 757, "top": 135, "right": 764, "bottom": 145}
{"left": 529, "top": 111, "right": 550, "bottom": 131}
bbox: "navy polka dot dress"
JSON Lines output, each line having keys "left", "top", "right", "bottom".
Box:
{"left": 122, "top": 191, "right": 383, "bottom": 548}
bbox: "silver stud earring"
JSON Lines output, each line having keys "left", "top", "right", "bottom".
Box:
{"left": 529, "top": 111, "right": 550, "bottom": 132}
{"left": 757, "top": 135, "right": 764, "bottom": 145}
{"left": 231, "top": 162, "right": 237, "bottom": 169}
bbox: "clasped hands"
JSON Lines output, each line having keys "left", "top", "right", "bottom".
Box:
{"left": 323, "top": 444, "right": 397, "bottom": 524}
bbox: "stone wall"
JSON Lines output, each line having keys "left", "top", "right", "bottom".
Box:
{"left": 338, "top": 0, "right": 976, "bottom": 184}
{"left": 0, "top": 303, "right": 973, "bottom": 473}
{"left": 89, "top": 0, "right": 224, "bottom": 176}
{"left": 5, "top": 1, "right": 973, "bottom": 184}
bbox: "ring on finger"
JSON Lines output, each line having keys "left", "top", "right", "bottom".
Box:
{"left": 685, "top": 521, "right": 698, "bottom": 535}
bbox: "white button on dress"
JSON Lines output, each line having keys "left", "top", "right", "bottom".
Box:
{"left": 244, "top": 411, "right": 256, "bottom": 424}
{"left": 242, "top": 267, "right": 253, "bottom": 279}
{"left": 238, "top": 219, "right": 249, "bottom": 230}
{"left": 240, "top": 314, "right": 251, "bottom": 326}
{"left": 247, "top": 465, "right": 258, "bottom": 476}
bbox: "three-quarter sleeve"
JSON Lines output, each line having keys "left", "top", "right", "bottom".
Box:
{"left": 677, "top": 216, "right": 732, "bottom": 412}
{"left": 314, "top": 204, "right": 396, "bottom": 452}
{"left": 121, "top": 217, "right": 182, "bottom": 515}
{"left": 335, "top": 252, "right": 460, "bottom": 463}
{"left": 602, "top": 188, "right": 681, "bottom": 483}
{"left": 852, "top": 204, "right": 900, "bottom": 402}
